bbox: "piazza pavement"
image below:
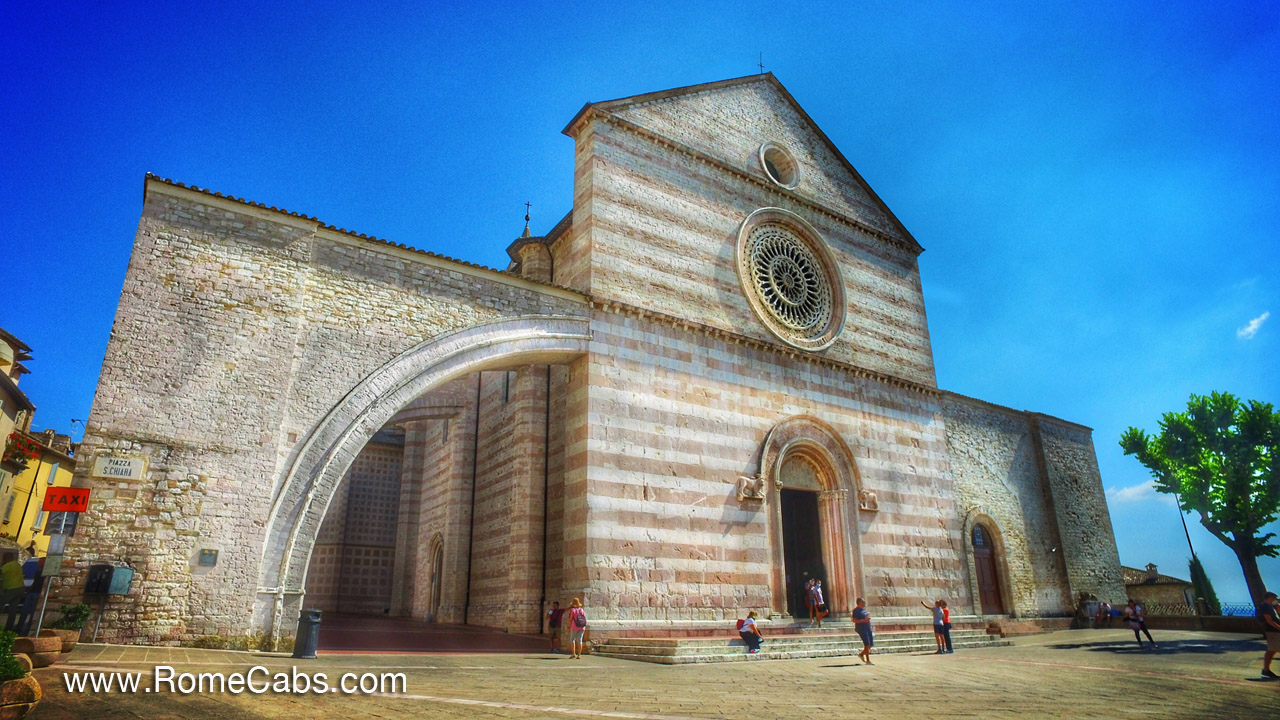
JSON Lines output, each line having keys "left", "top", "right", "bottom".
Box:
{"left": 29, "top": 629, "right": 1280, "bottom": 719}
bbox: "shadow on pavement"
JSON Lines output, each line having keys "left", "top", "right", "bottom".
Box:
{"left": 316, "top": 613, "right": 548, "bottom": 653}
{"left": 1046, "top": 639, "right": 1266, "bottom": 655}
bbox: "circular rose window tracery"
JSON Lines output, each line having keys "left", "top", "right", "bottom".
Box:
{"left": 736, "top": 208, "right": 845, "bottom": 351}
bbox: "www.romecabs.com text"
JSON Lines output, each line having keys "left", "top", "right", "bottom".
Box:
{"left": 63, "top": 666, "right": 408, "bottom": 695}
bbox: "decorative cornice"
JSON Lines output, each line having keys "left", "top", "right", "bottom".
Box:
{"left": 590, "top": 298, "right": 942, "bottom": 398}
{"left": 594, "top": 112, "right": 923, "bottom": 257}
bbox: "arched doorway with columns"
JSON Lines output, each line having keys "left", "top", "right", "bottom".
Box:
{"left": 754, "top": 415, "right": 863, "bottom": 619}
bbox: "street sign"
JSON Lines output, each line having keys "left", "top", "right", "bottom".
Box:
{"left": 42, "top": 554, "right": 64, "bottom": 576}
{"left": 41, "top": 487, "right": 90, "bottom": 512}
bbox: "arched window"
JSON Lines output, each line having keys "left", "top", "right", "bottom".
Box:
{"left": 972, "top": 524, "right": 990, "bottom": 548}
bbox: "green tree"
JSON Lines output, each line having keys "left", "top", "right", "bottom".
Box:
{"left": 1187, "top": 555, "right": 1220, "bottom": 611}
{"left": 1120, "top": 391, "right": 1279, "bottom": 603}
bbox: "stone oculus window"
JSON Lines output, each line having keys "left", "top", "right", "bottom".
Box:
{"left": 736, "top": 207, "right": 846, "bottom": 351}
{"left": 759, "top": 142, "right": 799, "bottom": 189}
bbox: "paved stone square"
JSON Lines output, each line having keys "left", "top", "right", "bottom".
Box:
{"left": 28, "top": 629, "right": 1280, "bottom": 719}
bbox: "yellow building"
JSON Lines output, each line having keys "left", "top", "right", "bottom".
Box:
{"left": 0, "top": 327, "right": 36, "bottom": 467}
{"left": 0, "top": 429, "right": 75, "bottom": 556}
{"left": 0, "top": 327, "right": 78, "bottom": 558}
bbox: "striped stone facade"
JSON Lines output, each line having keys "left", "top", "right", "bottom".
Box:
{"left": 65, "top": 74, "right": 1123, "bottom": 646}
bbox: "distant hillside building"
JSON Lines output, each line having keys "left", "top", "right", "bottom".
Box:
{"left": 67, "top": 74, "right": 1126, "bottom": 646}
{"left": 1123, "top": 564, "right": 1195, "bottom": 608}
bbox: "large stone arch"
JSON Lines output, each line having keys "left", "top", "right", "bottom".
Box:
{"left": 255, "top": 315, "right": 591, "bottom": 638}
{"left": 754, "top": 415, "right": 863, "bottom": 617}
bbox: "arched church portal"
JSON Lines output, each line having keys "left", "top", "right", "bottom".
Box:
{"left": 758, "top": 416, "right": 862, "bottom": 618}
{"left": 963, "top": 511, "right": 1013, "bottom": 617}
{"left": 971, "top": 523, "right": 1006, "bottom": 614}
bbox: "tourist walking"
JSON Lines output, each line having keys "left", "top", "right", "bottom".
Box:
{"left": 1123, "top": 600, "right": 1156, "bottom": 649}
{"left": 805, "top": 579, "right": 818, "bottom": 625}
{"left": 940, "top": 599, "right": 953, "bottom": 653}
{"left": 922, "top": 599, "right": 947, "bottom": 653}
{"left": 738, "top": 610, "right": 764, "bottom": 654}
{"left": 14, "top": 556, "right": 43, "bottom": 637}
{"left": 812, "top": 580, "right": 828, "bottom": 627}
{"left": 567, "top": 598, "right": 588, "bottom": 659}
{"left": 852, "top": 598, "right": 874, "bottom": 664}
{"left": 1258, "top": 591, "right": 1280, "bottom": 679}
{"left": 547, "top": 601, "right": 565, "bottom": 654}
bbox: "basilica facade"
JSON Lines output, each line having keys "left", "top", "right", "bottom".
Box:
{"left": 65, "top": 74, "right": 1124, "bottom": 645}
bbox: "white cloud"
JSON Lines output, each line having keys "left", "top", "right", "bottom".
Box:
{"left": 1106, "top": 479, "right": 1176, "bottom": 505}
{"left": 1237, "top": 311, "right": 1270, "bottom": 339}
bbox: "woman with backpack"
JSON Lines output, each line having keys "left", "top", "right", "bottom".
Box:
{"left": 568, "top": 597, "right": 589, "bottom": 659}
{"left": 737, "top": 610, "right": 764, "bottom": 654}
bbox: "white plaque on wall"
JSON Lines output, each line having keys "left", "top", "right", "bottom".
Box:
{"left": 91, "top": 455, "right": 147, "bottom": 481}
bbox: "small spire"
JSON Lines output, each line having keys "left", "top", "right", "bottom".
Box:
{"left": 522, "top": 201, "right": 532, "bottom": 238}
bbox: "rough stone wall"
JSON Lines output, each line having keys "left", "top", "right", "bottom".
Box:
{"left": 1036, "top": 417, "right": 1127, "bottom": 604}
{"left": 65, "top": 180, "right": 589, "bottom": 644}
{"left": 571, "top": 308, "right": 966, "bottom": 631}
{"left": 1126, "top": 582, "right": 1193, "bottom": 607}
{"left": 563, "top": 83, "right": 936, "bottom": 387}
{"left": 942, "top": 395, "right": 1072, "bottom": 616}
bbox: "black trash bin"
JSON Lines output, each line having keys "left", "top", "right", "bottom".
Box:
{"left": 292, "top": 608, "right": 322, "bottom": 659}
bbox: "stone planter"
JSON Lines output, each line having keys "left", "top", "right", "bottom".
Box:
{"left": 9, "top": 657, "right": 29, "bottom": 675}
{"left": 0, "top": 459, "right": 25, "bottom": 476}
{"left": 37, "top": 629, "right": 80, "bottom": 654}
{"left": 11, "top": 638, "right": 59, "bottom": 669}
{"left": 0, "top": 674, "right": 41, "bottom": 720}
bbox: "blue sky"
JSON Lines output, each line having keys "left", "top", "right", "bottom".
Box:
{"left": 2, "top": 1, "right": 1276, "bottom": 601}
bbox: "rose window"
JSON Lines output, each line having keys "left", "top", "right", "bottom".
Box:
{"left": 736, "top": 209, "right": 845, "bottom": 351}
{"left": 748, "top": 224, "right": 831, "bottom": 333}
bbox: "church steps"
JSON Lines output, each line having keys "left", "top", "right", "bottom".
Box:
{"left": 593, "top": 629, "right": 1010, "bottom": 664}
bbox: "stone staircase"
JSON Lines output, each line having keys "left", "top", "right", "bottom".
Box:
{"left": 593, "top": 627, "right": 1010, "bottom": 664}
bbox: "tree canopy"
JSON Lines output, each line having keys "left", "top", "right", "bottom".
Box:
{"left": 1120, "top": 391, "right": 1279, "bottom": 603}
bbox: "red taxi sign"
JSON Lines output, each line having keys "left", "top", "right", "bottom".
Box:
{"left": 42, "top": 487, "right": 91, "bottom": 512}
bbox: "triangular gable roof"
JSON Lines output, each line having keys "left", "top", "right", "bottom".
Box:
{"left": 563, "top": 73, "right": 922, "bottom": 252}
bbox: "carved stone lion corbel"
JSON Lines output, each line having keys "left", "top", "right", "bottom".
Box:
{"left": 737, "top": 475, "right": 767, "bottom": 502}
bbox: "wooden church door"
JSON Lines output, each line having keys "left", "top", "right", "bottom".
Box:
{"left": 972, "top": 524, "right": 1005, "bottom": 614}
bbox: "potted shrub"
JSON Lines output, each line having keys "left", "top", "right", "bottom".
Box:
{"left": 0, "top": 631, "right": 40, "bottom": 719}
{"left": 39, "top": 603, "right": 91, "bottom": 653}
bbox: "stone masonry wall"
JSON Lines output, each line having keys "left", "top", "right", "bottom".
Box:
{"left": 1036, "top": 417, "right": 1127, "bottom": 605}
{"left": 942, "top": 395, "right": 1072, "bottom": 617}
{"left": 569, "top": 308, "right": 968, "bottom": 633}
{"left": 65, "top": 179, "right": 589, "bottom": 644}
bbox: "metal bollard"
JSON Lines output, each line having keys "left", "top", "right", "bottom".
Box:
{"left": 291, "top": 608, "right": 323, "bottom": 659}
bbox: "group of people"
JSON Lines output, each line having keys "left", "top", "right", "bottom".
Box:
{"left": 0, "top": 545, "right": 45, "bottom": 637}
{"left": 736, "top": 596, "right": 940, "bottom": 663}
{"left": 544, "top": 588, "right": 1280, "bottom": 680}
{"left": 545, "top": 598, "right": 589, "bottom": 659}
